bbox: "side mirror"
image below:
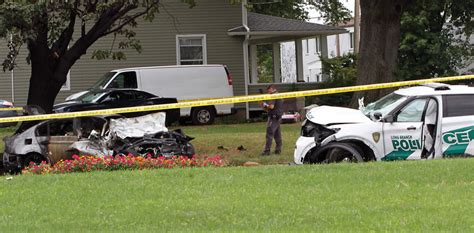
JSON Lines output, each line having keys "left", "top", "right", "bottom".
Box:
{"left": 373, "top": 112, "right": 383, "bottom": 121}
{"left": 384, "top": 114, "right": 395, "bottom": 123}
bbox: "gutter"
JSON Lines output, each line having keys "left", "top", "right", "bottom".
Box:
{"left": 228, "top": 30, "right": 348, "bottom": 36}
{"left": 241, "top": 1, "right": 250, "bottom": 120}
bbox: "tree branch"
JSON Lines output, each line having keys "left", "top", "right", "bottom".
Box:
{"left": 51, "top": 0, "right": 79, "bottom": 56}
{"left": 103, "top": 6, "right": 152, "bottom": 36}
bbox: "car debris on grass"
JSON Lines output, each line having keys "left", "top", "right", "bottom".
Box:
{"left": 2, "top": 109, "right": 194, "bottom": 173}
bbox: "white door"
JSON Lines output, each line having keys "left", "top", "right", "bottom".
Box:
{"left": 382, "top": 98, "right": 429, "bottom": 160}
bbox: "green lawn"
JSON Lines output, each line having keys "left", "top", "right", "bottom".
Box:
{"left": 0, "top": 126, "right": 15, "bottom": 153}
{"left": 174, "top": 122, "right": 301, "bottom": 165}
{"left": 0, "top": 159, "right": 473, "bottom": 232}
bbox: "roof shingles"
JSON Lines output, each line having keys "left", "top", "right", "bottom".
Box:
{"left": 229, "top": 12, "right": 346, "bottom": 34}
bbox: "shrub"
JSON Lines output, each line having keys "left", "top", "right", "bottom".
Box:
{"left": 306, "top": 53, "right": 357, "bottom": 107}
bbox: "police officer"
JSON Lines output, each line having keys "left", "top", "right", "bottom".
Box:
{"left": 260, "top": 85, "right": 283, "bottom": 156}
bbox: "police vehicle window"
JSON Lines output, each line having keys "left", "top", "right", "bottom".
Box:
{"left": 108, "top": 72, "right": 137, "bottom": 88}
{"left": 396, "top": 99, "right": 428, "bottom": 122}
{"left": 362, "top": 93, "right": 408, "bottom": 117}
{"left": 443, "top": 95, "right": 474, "bottom": 117}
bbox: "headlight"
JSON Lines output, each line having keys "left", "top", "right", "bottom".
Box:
{"left": 301, "top": 120, "right": 318, "bottom": 137}
{"left": 300, "top": 120, "right": 337, "bottom": 145}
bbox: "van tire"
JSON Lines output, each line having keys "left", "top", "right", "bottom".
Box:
{"left": 191, "top": 107, "right": 215, "bottom": 125}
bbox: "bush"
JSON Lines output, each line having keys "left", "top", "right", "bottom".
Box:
{"left": 306, "top": 53, "right": 357, "bottom": 107}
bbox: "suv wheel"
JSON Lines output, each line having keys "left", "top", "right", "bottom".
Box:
{"left": 308, "top": 142, "right": 364, "bottom": 164}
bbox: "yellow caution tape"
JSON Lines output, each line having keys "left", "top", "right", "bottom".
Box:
{"left": 0, "top": 74, "right": 472, "bottom": 123}
{"left": 0, "top": 107, "right": 23, "bottom": 111}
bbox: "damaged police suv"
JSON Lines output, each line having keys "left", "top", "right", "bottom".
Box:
{"left": 294, "top": 83, "right": 474, "bottom": 164}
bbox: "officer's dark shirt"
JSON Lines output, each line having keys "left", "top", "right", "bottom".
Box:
{"left": 267, "top": 99, "right": 283, "bottom": 118}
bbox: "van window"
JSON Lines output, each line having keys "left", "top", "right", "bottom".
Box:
{"left": 108, "top": 72, "right": 137, "bottom": 88}
{"left": 92, "top": 72, "right": 116, "bottom": 89}
{"left": 443, "top": 95, "right": 474, "bottom": 117}
{"left": 396, "top": 98, "right": 428, "bottom": 122}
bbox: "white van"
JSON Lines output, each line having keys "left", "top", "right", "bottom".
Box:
{"left": 66, "top": 65, "right": 234, "bottom": 125}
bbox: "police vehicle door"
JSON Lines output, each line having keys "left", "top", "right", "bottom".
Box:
{"left": 382, "top": 98, "right": 429, "bottom": 160}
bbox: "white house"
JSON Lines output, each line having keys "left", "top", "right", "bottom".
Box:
{"left": 280, "top": 0, "right": 356, "bottom": 83}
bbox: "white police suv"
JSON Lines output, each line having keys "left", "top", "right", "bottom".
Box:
{"left": 294, "top": 83, "right": 474, "bottom": 164}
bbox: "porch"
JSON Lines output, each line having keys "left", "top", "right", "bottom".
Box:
{"left": 228, "top": 12, "right": 347, "bottom": 115}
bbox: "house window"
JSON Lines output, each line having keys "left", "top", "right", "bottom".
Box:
{"left": 60, "top": 71, "right": 71, "bottom": 91}
{"left": 349, "top": 32, "right": 354, "bottom": 49}
{"left": 176, "top": 34, "right": 207, "bottom": 65}
{"left": 315, "top": 36, "right": 321, "bottom": 54}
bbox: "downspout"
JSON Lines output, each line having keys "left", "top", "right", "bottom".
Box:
{"left": 242, "top": 1, "right": 250, "bottom": 120}
{"left": 9, "top": 33, "right": 14, "bottom": 103}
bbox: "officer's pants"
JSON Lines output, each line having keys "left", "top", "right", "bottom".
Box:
{"left": 264, "top": 117, "right": 282, "bottom": 152}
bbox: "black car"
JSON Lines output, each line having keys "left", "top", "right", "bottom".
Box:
{"left": 53, "top": 89, "right": 180, "bottom": 125}
{"left": 0, "top": 100, "right": 18, "bottom": 128}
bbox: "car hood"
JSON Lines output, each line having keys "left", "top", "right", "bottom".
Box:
{"left": 306, "top": 106, "right": 372, "bottom": 125}
{"left": 65, "top": 91, "right": 89, "bottom": 101}
{"left": 54, "top": 101, "right": 81, "bottom": 108}
{"left": 53, "top": 101, "right": 95, "bottom": 111}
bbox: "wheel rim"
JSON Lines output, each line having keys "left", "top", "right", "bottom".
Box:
{"left": 326, "top": 148, "right": 359, "bottom": 163}
{"left": 197, "top": 109, "right": 211, "bottom": 123}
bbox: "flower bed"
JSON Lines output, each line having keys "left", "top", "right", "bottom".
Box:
{"left": 22, "top": 155, "right": 225, "bottom": 175}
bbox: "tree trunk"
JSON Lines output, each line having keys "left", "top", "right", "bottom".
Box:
{"left": 351, "top": 0, "right": 411, "bottom": 107}
{"left": 27, "top": 43, "right": 66, "bottom": 113}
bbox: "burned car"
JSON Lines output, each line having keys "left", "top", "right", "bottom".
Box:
{"left": 3, "top": 112, "right": 194, "bottom": 172}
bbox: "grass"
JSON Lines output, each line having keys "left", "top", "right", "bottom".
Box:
{"left": 0, "top": 122, "right": 302, "bottom": 166}
{"left": 174, "top": 122, "right": 301, "bottom": 165}
{"left": 0, "top": 126, "right": 16, "bottom": 153}
{"left": 0, "top": 159, "right": 473, "bottom": 232}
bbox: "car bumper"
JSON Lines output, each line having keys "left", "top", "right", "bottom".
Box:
{"left": 2, "top": 151, "right": 20, "bottom": 170}
{"left": 294, "top": 136, "right": 316, "bottom": 165}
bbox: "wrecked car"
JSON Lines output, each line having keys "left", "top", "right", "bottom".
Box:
{"left": 294, "top": 83, "right": 474, "bottom": 164}
{"left": 3, "top": 112, "right": 195, "bottom": 172}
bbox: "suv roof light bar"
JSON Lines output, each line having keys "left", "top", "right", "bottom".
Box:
{"left": 420, "top": 83, "right": 450, "bottom": 91}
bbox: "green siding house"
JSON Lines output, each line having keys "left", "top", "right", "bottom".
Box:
{"left": 0, "top": 0, "right": 345, "bottom": 118}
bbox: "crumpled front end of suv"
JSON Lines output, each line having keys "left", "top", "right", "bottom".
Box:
{"left": 294, "top": 119, "right": 338, "bottom": 164}
{"left": 294, "top": 105, "right": 379, "bottom": 164}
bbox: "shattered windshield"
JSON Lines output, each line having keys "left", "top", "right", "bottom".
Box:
{"left": 361, "top": 93, "right": 408, "bottom": 119}
{"left": 91, "top": 72, "right": 116, "bottom": 89}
